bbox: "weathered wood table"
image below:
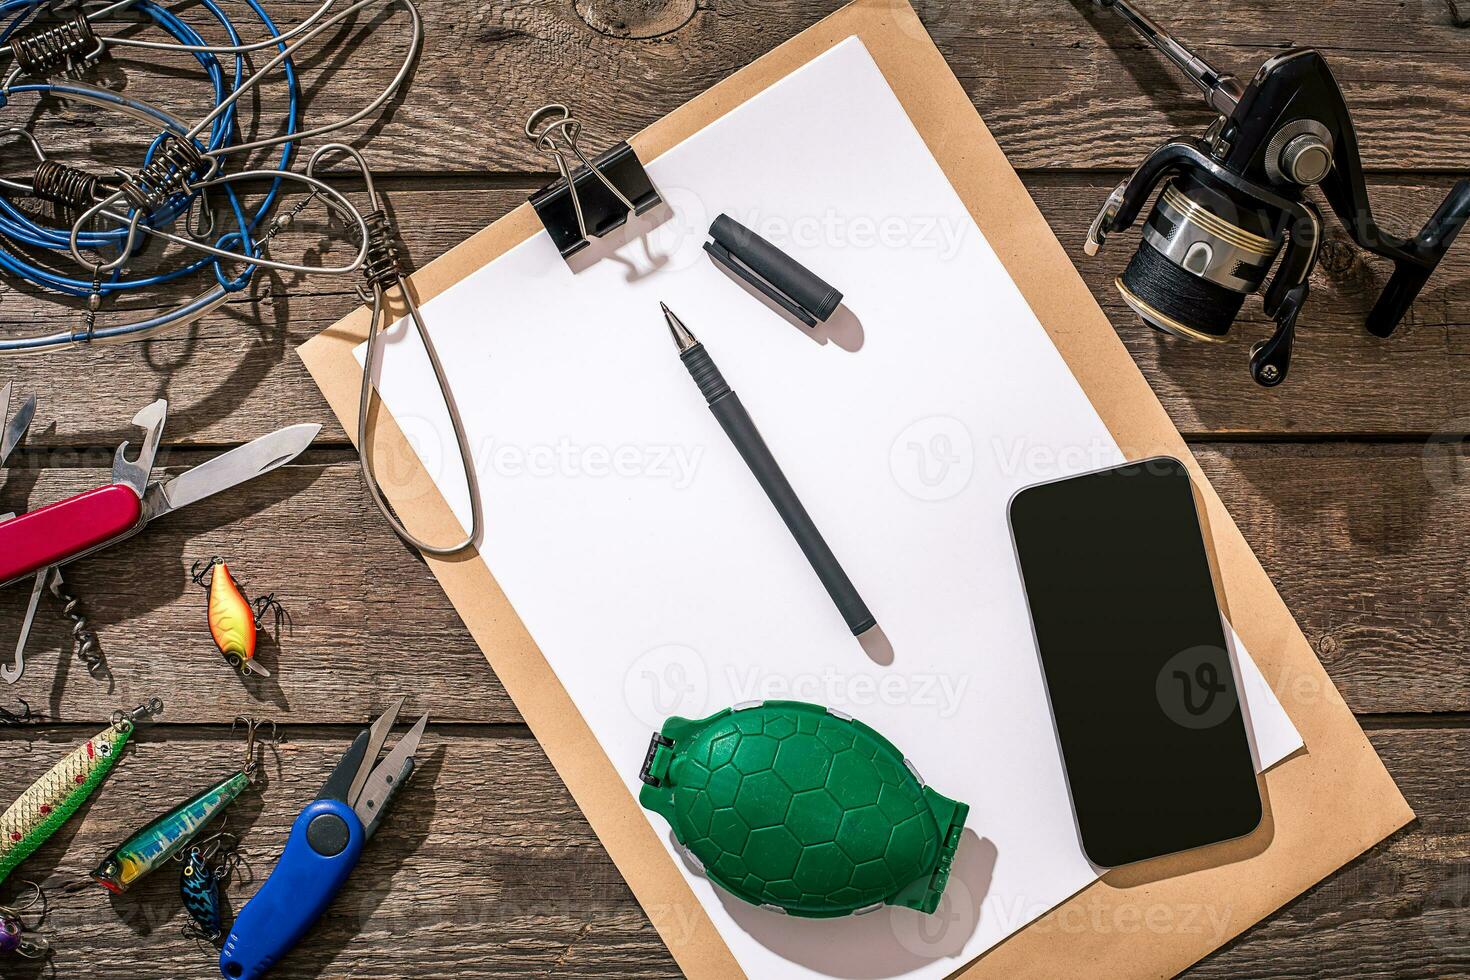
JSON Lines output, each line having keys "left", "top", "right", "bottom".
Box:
{"left": 1, "top": 1, "right": 1467, "bottom": 976}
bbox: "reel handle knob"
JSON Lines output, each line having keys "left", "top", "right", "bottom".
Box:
{"left": 1248, "top": 339, "right": 1289, "bottom": 387}
{"left": 1249, "top": 285, "right": 1308, "bottom": 388}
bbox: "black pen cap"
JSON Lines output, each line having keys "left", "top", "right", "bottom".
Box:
{"left": 705, "top": 214, "right": 843, "bottom": 326}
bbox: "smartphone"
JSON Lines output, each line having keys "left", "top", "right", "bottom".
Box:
{"left": 1008, "top": 456, "right": 1261, "bottom": 867}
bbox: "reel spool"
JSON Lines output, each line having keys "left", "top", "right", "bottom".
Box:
{"left": 1085, "top": 0, "right": 1470, "bottom": 386}
{"left": 1115, "top": 174, "right": 1282, "bottom": 345}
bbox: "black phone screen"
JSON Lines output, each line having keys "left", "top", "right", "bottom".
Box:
{"left": 1008, "top": 456, "right": 1262, "bottom": 867}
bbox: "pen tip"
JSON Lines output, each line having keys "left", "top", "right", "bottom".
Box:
{"left": 661, "top": 302, "right": 699, "bottom": 352}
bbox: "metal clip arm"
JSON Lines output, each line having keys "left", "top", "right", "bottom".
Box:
{"left": 307, "top": 144, "right": 483, "bottom": 557}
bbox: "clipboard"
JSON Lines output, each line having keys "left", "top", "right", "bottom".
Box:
{"left": 298, "top": 1, "right": 1414, "bottom": 975}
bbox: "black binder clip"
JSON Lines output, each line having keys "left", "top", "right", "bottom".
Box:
{"left": 704, "top": 214, "right": 843, "bottom": 327}
{"left": 526, "top": 103, "right": 662, "bottom": 260}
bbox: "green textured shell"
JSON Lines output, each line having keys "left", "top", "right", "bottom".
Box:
{"left": 638, "top": 700, "right": 968, "bottom": 918}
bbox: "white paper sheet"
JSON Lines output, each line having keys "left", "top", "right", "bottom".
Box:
{"left": 357, "top": 38, "right": 1304, "bottom": 979}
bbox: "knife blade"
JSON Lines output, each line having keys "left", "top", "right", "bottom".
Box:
{"left": 1, "top": 383, "right": 36, "bottom": 466}
{"left": 150, "top": 423, "right": 320, "bottom": 518}
{"left": 0, "top": 421, "right": 321, "bottom": 593}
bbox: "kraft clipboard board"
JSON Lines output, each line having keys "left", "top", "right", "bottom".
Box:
{"left": 298, "top": 0, "right": 1414, "bottom": 975}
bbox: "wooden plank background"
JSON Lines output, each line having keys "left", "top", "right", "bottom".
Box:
{"left": 0, "top": 0, "right": 1467, "bottom": 976}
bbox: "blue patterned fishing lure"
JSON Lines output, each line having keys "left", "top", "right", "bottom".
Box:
{"left": 180, "top": 845, "right": 227, "bottom": 943}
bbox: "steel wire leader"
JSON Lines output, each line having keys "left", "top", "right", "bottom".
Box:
{"left": 0, "top": 0, "right": 422, "bottom": 353}
{"left": 305, "top": 143, "right": 482, "bottom": 556}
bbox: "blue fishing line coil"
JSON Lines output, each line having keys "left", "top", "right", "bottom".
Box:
{"left": 0, "top": 0, "right": 291, "bottom": 299}
{"left": 0, "top": 0, "right": 420, "bottom": 353}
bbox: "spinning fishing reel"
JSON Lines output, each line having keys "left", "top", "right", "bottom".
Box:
{"left": 1085, "top": 0, "right": 1470, "bottom": 386}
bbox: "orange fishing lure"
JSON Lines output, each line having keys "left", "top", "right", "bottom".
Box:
{"left": 190, "top": 559, "right": 283, "bottom": 677}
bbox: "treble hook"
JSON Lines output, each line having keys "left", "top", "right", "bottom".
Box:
{"left": 177, "top": 825, "right": 238, "bottom": 867}
{"left": 232, "top": 715, "right": 279, "bottom": 783}
{"left": 190, "top": 556, "right": 223, "bottom": 588}
{"left": 0, "top": 699, "right": 38, "bottom": 725}
{"left": 252, "top": 592, "right": 290, "bottom": 638}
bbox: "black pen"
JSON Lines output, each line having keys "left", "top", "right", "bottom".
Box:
{"left": 661, "top": 302, "right": 877, "bottom": 636}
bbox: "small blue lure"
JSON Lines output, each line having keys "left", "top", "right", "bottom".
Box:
{"left": 180, "top": 846, "right": 227, "bottom": 943}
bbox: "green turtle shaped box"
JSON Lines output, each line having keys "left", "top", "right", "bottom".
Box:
{"left": 638, "top": 700, "right": 969, "bottom": 918}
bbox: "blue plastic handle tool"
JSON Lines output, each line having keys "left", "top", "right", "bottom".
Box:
{"left": 219, "top": 798, "right": 365, "bottom": 979}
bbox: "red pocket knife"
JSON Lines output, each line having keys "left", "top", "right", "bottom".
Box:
{"left": 0, "top": 397, "right": 319, "bottom": 683}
